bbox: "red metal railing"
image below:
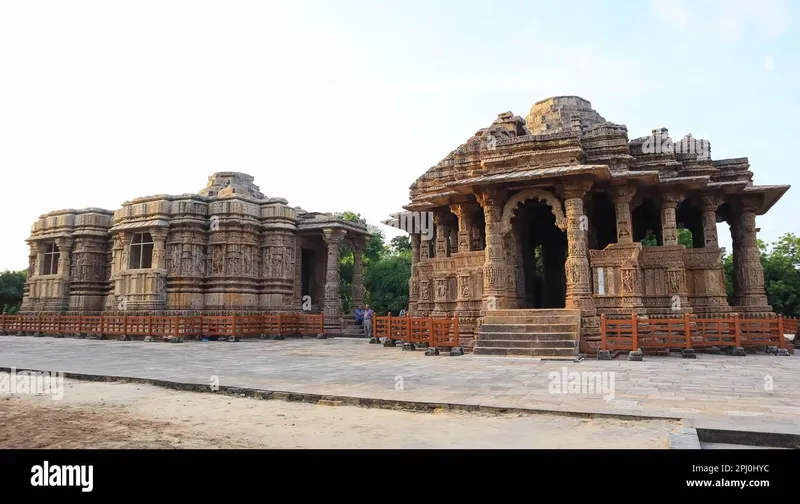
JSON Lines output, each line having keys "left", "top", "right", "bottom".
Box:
{"left": 601, "top": 313, "right": 797, "bottom": 353}
{"left": 374, "top": 314, "right": 459, "bottom": 348}
{"left": 0, "top": 313, "right": 324, "bottom": 340}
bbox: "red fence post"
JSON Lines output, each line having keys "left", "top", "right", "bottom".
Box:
{"left": 600, "top": 314, "right": 607, "bottom": 350}
{"left": 734, "top": 313, "right": 741, "bottom": 347}
{"left": 778, "top": 315, "right": 785, "bottom": 350}
{"left": 631, "top": 312, "right": 638, "bottom": 352}
{"left": 428, "top": 318, "right": 434, "bottom": 348}
{"left": 684, "top": 312, "right": 691, "bottom": 349}
{"left": 452, "top": 316, "right": 459, "bottom": 347}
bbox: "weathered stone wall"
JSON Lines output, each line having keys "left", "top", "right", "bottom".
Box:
{"left": 21, "top": 173, "right": 368, "bottom": 319}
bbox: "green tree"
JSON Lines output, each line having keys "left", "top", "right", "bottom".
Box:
{"left": 334, "top": 211, "right": 388, "bottom": 313}
{"left": 678, "top": 228, "right": 693, "bottom": 248}
{"left": 0, "top": 270, "right": 27, "bottom": 314}
{"left": 364, "top": 253, "right": 411, "bottom": 315}
{"left": 723, "top": 233, "right": 800, "bottom": 317}
{"left": 389, "top": 235, "right": 411, "bottom": 254}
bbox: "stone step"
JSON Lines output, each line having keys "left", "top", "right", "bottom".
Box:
{"left": 473, "top": 347, "right": 578, "bottom": 357}
{"left": 485, "top": 309, "right": 581, "bottom": 317}
{"left": 479, "top": 323, "right": 578, "bottom": 333}
{"left": 483, "top": 315, "right": 580, "bottom": 325}
{"left": 476, "top": 338, "right": 576, "bottom": 349}
{"left": 477, "top": 331, "right": 577, "bottom": 342}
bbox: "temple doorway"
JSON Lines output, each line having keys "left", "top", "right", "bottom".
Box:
{"left": 515, "top": 199, "right": 567, "bottom": 308}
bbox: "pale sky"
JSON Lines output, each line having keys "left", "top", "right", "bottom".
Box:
{"left": 1, "top": 0, "right": 798, "bottom": 270}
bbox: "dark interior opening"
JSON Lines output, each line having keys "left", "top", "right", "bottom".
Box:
{"left": 515, "top": 200, "right": 567, "bottom": 309}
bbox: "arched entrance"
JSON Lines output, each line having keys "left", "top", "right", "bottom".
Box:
{"left": 502, "top": 189, "right": 568, "bottom": 309}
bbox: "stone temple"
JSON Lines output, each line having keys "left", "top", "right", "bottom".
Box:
{"left": 398, "top": 96, "right": 789, "bottom": 355}
{"left": 20, "top": 172, "right": 370, "bottom": 336}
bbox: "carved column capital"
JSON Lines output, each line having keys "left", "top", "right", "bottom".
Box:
{"left": 149, "top": 228, "right": 169, "bottom": 242}
{"left": 613, "top": 184, "right": 636, "bottom": 204}
{"left": 55, "top": 237, "right": 74, "bottom": 251}
{"left": 563, "top": 179, "right": 594, "bottom": 200}
{"left": 701, "top": 194, "right": 723, "bottom": 212}
{"left": 661, "top": 191, "right": 682, "bottom": 208}
{"left": 323, "top": 228, "right": 347, "bottom": 245}
{"left": 475, "top": 187, "right": 507, "bottom": 208}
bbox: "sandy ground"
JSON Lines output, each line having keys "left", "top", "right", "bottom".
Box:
{"left": 0, "top": 379, "right": 678, "bottom": 448}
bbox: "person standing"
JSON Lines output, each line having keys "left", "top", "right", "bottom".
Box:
{"left": 363, "top": 304, "right": 374, "bottom": 339}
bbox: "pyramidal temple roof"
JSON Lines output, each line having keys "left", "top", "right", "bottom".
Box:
{"left": 525, "top": 96, "right": 607, "bottom": 134}
{"left": 403, "top": 95, "right": 790, "bottom": 216}
{"left": 198, "top": 172, "right": 265, "bottom": 199}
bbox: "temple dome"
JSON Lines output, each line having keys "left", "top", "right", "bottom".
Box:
{"left": 198, "top": 172, "right": 265, "bottom": 199}
{"left": 525, "top": 96, "right": 606, "bottom": 134}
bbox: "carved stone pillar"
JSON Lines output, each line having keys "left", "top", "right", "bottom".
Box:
{"left": 477, "top": 188, "right": 510, "bottom": 310}
{"left": 322, "top": 228, "right": 346, "bottom": 335}
{"left": 434, "top": 213, "right": 449, "bottom": 258}
{"left": 351, "top": 239, "right": 365, "bottom": 310}
{"left": 118, "top": 232, "right": 131, "bottom": 273}
{"left": 613, "top": 185, "right": 635, "bottom": 244}
{"left": 730, "top": 203, "right": 770, "bottom": 312}
{"left": 419, "top": 235, "right": 430, "bottom": 260}
{"left": 55, "top": 237, "right": 73, "bottom": 279}
{"left": 564, "top": 181, "right": 598, "bottom": 354}
{"left": 409, "top": 234, "right": 421, "bottom": 313}
{"left": 701, "top": 195, "right": 721, "bottom": 248}
{"left": 563, "top": 181, "right": 595, "bottom": 313}
{"left": 661, "top": 192, "right": 681, "bottom": 246}
{"left": 450, "top": 203, "right": 475, "bottom": 253}
{"left": 150, "top": 228, "right": 168, "bottom": 270}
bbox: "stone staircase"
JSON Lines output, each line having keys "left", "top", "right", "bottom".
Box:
{"left": 474, "top": 309, "right": 581, "bottom": 359}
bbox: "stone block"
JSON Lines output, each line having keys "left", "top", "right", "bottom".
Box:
{"left": 316, "top": 333, "right": 327, "bottom": 339}
{"left": 777, "top": 349, "right": 790, "bottom": 356}
{"left": 596, "top": 349, "right": 612, "bottom": 360}
{"left": 88, "top": 334, "right": 106, "bottom": 340}
{"left": 117, "top": 335, "right": 130, "bottom": 341}
{"left": 450, "top": 346, "right": 464, "bottom": 356}
{"left": 425, "top": 348, "right": 439, "bottom": 356}
{"left": 383, "top": 338, "right": 396, "bottom": 347}
{"left": 402, "top": 342, "right": 415, "bottom": 351}
{"left": 33, "top": 332, "right": 44, "bottom": 337}
{"left": 707, "top": 346, "right": 721, "bottom": 355}
{"left": 273, "top": 334, "right": 286, "bottom": 340}
{"left": 766, "top": 345, "right": 778, "bottom": 355}
{"left": 731, "top": 346, "right": 746, "bottom": 356}
{"left": 628, "top": 349, "right": 643, "bottom": 362}
{"left": 228, "top": 336, "right": 240, "bottom": 342}
{"left": 143, "top": 336, "right": 156, "bottom": 342}
{"left": 168, "top": 336, "right": 183, "bottom": 343}
{"left": 368, "top": 337, "right": 381, "bottom": 344}
{"left": 681, "top": 349, "right": 696, "bottom": 359}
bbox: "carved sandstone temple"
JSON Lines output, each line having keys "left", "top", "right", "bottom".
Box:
{"left": 20, "top": 172, "right": 370, "bottom": 336}
{"left": 400, "top": 96, "right": 789, "bottom": 356}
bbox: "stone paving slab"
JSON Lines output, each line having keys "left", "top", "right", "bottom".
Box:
{"left": 1, "top": 336, "right": 798, "bottom": 432}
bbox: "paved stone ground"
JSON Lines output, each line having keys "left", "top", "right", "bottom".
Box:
{"left": 1, "top": 336, "right": 798, "bottom": 433}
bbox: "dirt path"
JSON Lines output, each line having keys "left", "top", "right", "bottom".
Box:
{"left": 0, "top": 379, "right": 678, "bottom": 448}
